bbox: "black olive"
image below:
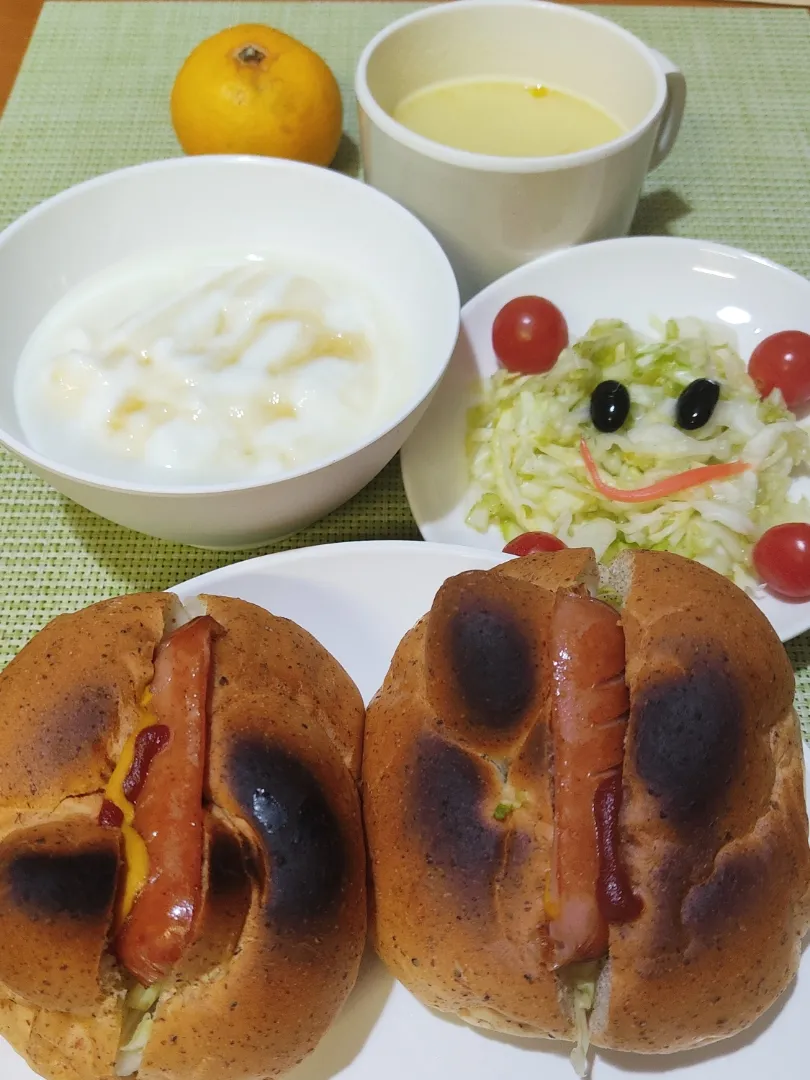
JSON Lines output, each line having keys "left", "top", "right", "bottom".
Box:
{"left": 676, "top": 379, "right": 720, "bottom": 430}
{"left": 590, "top": 380, "right": 630, "bottom": 433}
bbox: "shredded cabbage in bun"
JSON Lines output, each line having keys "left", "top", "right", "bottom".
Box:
{"left": 116, "top": 981, "right": 163, "bottom": 1077}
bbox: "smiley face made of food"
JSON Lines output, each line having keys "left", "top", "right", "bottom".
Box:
{"left": 362, "top": 548, "right": 810, "bottom": 1071}
{"left": 0, "top": 592, "right": 367, "bottom": 1080}
{"left": 469, "top": 304, "right": 810, "bottom": 596}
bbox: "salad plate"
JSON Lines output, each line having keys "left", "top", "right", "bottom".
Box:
{"left": 2, "top": 540, "right": 804, "bottom": 1080}
{"left": 401, "top": 236, "right": 810, "bottom": 642}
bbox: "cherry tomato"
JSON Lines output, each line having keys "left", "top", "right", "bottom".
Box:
{"left": 752, "top": 523, "right": 810, "bottom": 599}
{"left": 503, "top": 532, "right": 567, "bottom": 556}
{"left": 748, "top": 330, "right": 810, "bottom": 411}
{"left": 492, "top": 296, "right": 568, "bottom": 374}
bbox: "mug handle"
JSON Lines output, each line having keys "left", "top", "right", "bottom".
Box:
{"left": 648, "top": 49, "right": 687, "bottom": 170}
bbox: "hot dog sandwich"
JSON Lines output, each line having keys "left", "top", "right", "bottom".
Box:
{"left": 362, "top": 549, "right": 810, "bottom": 1069}
{"left": 0, "top": 592, "right": 367, "bottom": 1080}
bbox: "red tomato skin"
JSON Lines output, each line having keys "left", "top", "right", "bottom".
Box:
{"left": 503, "top": 532, "right": 567, "bottom": 556}
{"left": 492, "top": 296, "right": 568, "bottom": 375}
{"left": 752, "top": 523, "right": 810, "bottom": 599}
{"left": 749, "top": 331, "right": 810, "bottom": 411}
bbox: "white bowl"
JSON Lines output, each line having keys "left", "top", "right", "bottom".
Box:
{"left": 400, "top": 235, "right": 810, "bottom": 641}
{"left": 0, "top": 156, "right": 460, "bottom": 548}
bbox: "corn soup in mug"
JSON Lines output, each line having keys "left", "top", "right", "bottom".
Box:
{"left": 392, "top": 77, "right": 624, "bottom": 157}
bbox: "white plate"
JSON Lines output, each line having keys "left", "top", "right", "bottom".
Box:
{"left": 3, "top": 540, "right": 805, "bottom": 1080}
{"left": 400, "top": 236, "right": 810, "bottom": 642}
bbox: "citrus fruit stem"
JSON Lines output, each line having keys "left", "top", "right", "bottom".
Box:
{"left": 236, "top": 45, "right": 267, "bottom": 66}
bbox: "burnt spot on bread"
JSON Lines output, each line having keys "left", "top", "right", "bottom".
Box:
{"left": 209, "top": 824, "right": 251, "bottom": 900}
{"left": 228, "top": 740, "right": 345, "bottom": 926}
{"left": 683, "top": 847, "right": 768, "bottom": 939}
{"left": 8, "top": 852, "right": 116, "bottom": 922}
{"left": 633, "top": 665, "right": 741, "bottom": 823}
{"left": 425, "top": 573, "right": 548, "bottom": 752}
{"left": 44, "top": 685, "right": 115, "bottom": 759}
{"left": 446, "top": 602, "right": 534, "bottom": 730}
{"left": 0, "top": 823, "right": 119, "bottom": 1012}
{"left": 7, "top": 686, "right": 118, "bottom": 799}
{"left": 5, "top": 847, "right": 117, "bottom": 920}
{"left": 410, "top": 734, "right": 503, "bottom": 901}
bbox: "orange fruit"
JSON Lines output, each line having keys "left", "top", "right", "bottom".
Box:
{"left": 170, "top": 25, "right": 343, "bottom": 166}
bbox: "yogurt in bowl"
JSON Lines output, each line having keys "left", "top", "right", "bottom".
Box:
{"left": 16, "top": 250, "right": 409, "bottom": 487}
{"left": 0, "top": 156, "right": 460, "bottom": 548}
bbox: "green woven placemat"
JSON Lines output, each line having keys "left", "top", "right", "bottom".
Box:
{"left": 1, "top": 1, "right": 810, "bottom": 740}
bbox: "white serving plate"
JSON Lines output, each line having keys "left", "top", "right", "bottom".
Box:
{"left": 3, "top": 540, "right": 805, "bottom": 1080}
{"left": 400, "top": 236, "right": 810, "bottom": 642}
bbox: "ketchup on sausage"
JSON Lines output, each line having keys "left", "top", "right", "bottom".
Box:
{"left": 99, "top": 800, "right": 125, "bottom": 829}
{"left": 122, "top": 725, "right": 170, "bottom": 803}
{"left": 594, "top": 772, "right": 643, "bottom": 924}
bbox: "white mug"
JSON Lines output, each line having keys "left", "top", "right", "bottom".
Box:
{"left": 356, "top": 0, "right": 687, "bottom": 302}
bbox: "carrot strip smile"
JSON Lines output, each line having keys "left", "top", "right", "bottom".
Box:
{"left": 579, "top": 439, "right": 751, "bottom": 504}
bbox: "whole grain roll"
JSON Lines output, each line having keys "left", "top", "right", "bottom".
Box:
{"left": 362, "top": 549, "right": 810, "bottom": 1056}
{"left": 0, "top": 593, "right": 367, "bottom": 1080}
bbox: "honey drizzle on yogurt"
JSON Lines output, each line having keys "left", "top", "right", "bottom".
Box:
{"left": 16, "top": 252, "right": 402, "bottom": 485}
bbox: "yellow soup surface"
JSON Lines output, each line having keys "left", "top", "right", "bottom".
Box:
{"left": 392, "top": 77, "right": 624, "bottom": 157}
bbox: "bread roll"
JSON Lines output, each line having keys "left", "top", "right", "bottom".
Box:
{"left": 0, "top": 593, "right": 367, "bottom": 1080}
{"left": 362, "top": 549, "right": 810, "bottom": 1056}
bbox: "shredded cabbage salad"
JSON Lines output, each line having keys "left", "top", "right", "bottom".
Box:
{"left": 466, "top": 318, "right": 810, "bottom": 592}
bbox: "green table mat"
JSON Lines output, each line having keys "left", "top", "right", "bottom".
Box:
{"left": 1, "top": 1, "right": 810, "bottom": 739}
